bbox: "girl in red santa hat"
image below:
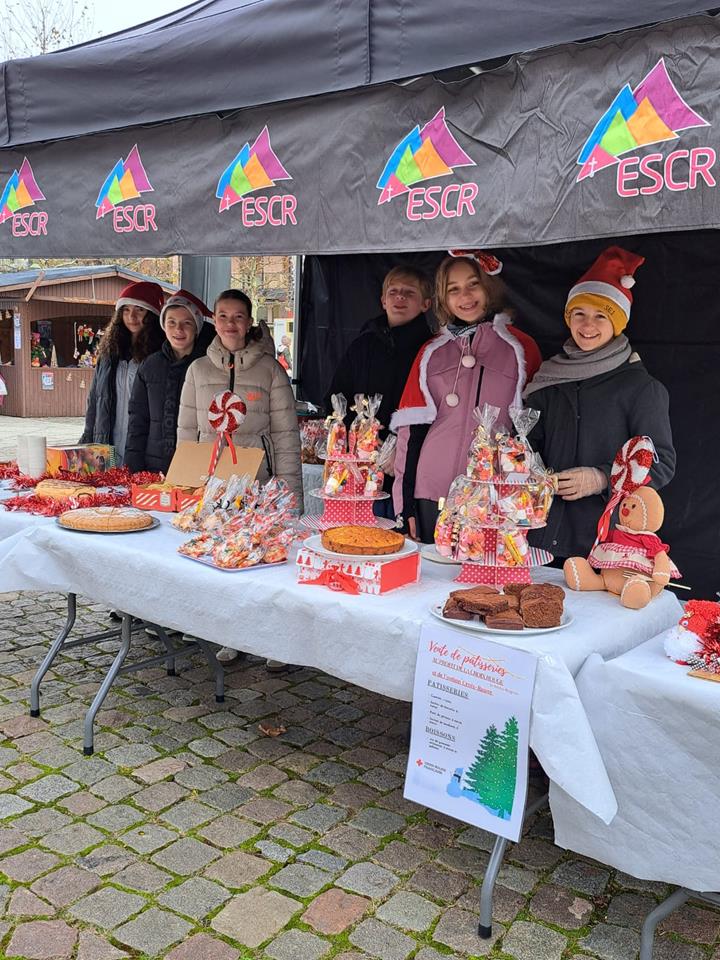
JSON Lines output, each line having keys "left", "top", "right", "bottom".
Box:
{"left": 524, "top": 245, "right": 676, "bottom": 561}
{"left": 391, "top": 252, "right": 540, "bottom": 542}
{"left": 80, "top": 280, "right": 166, "bottom": 465}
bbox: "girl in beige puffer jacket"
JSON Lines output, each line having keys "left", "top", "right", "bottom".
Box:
{"left": 177, "top": 290, "right": 303, "bottom": 511}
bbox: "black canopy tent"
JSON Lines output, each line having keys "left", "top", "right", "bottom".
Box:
{"left": 0, "top": 1, "right": 718, "bottom": 594}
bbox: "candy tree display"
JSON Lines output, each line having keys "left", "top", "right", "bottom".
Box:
{"left": 303, "top": 393, "right": 394, "bottom": 530}
{"left": 434, "top": 405, "right": 556, "bottom": 585}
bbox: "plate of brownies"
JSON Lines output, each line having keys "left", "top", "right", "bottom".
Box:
{"left": 431, "top": 582, "right": 573, "bottom": 635}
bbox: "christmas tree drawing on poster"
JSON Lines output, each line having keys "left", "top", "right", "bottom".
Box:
{"left": 447, "top": 716, "right": 519, "bottom": 820}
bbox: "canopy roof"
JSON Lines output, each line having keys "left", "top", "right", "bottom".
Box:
{"left": 0, "top": 0, "right": 711, "bottom": 148}
{"left": 0, "top": 264, "right": 176, "bottom": 291}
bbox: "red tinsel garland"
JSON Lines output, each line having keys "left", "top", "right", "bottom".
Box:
{"left": 0, "top": 462, "right": 20, "bottom": 480}
{"left": 10, "top": 467, "right": 163, "bottom": 490}
{"left": 2, "top": 489, "right": 131, "bottom": 517}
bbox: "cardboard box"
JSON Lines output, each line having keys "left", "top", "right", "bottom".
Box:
{"left": 46, "top": 444, "right": 116, "bottom": 475}
{"left": 296, "top": 546, "right": 421, "bottom": 595}
{"left": 132, "top": 442, "right": 265, "bottom": 512}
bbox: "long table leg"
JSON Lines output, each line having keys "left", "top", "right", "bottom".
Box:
{"left": 154, "top": 624, "right": 177, "bottom": 676}
{"left": 478, "top": 790, "right": 549, "bottom": 938}
{"left": 30, "top": 593, "right": 77, "bottom": 717}
{"left": 83, "top": 612, "right": 133, "bottom": 755}
{"left": 195, "top": 638, "right": 225, "bottom": 702}
{"left": 639, "top": 888, "right": 691, "bottom": 960}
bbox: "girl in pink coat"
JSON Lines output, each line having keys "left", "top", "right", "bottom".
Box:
{"left": 391, "top": 253, "right": 541, "bottom": 542}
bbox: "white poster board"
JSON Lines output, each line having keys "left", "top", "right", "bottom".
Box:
{"left": 405, "top": 622, "right": 537, "bottom": 842}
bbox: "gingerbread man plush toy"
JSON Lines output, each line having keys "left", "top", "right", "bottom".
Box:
{"left": 563, "top": 436, "right": 680, "bottom": 609}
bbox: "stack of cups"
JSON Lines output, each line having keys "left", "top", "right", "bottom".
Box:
{"left": 26, "top": 437, "right": 47, "bottom": 478}
{"left": 15, "top": 436, "right": 29, "bottom": 475}
{"left": 16, "top": 436, "right": 47, "bottom": 477}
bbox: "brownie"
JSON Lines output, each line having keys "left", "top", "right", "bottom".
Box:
{"left": 521, "top": 583, "right": 565, "bottom": 605}
{"left": 502, "top": 583, "right": 529, "bottom": 598}
{"left": 442, "top": 598, "right": 475, "bottom": 621}
{"left": 449, "top": 585, "right": 499, "bottom": 601}
{"left": 520, "top": 597, "right": 563, "bottom": 628}
{"left": 485, "top": 611, "right": 525, "bottom": 631}
{"left": 457, "top": 593, "right": 509, "bottom": 615}
{"left": 504, "top": 594, "right": 520, "bottom": 611}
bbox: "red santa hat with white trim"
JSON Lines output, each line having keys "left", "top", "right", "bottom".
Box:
{"left": 160, "top": 289, "right": 212, "bottom": 334}
{"left": 565, "top": 246, "right": 645, "bottom": 335}
{"left": 115, "top": 281, "right": 165, "bottom": 317}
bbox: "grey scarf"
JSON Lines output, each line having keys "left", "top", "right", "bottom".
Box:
{"left": 523, "top": 334, "right": 632, "bottom": 398}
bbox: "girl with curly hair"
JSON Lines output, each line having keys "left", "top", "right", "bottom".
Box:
{"left": 80, "top": 281, "right": 165, "bottom": 464}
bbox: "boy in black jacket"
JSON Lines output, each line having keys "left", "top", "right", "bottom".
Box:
{"left": 524, "top": 246, "right": 675, "bottom": 560}
{"left": 326, "top": 265, "right": 433, "bottom": 438}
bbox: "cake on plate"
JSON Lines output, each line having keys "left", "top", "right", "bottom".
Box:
{"left": 58, "top": 507, "right": 155, "bottom": 533}
{"left": 321, "top": 525, "right": 405, "bottom": 556}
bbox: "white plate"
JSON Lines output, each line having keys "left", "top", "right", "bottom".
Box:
{"left": 305, "top": 533, "right": 418, "bottom": 562}
{"left": 181, "top": 554, "right": 287, "bottom": 572}
{"left": 420, "top": 545, "right": 460, "bottom": 565}
{"left": 430, "top": 603, "right": 574, "bottom": 636}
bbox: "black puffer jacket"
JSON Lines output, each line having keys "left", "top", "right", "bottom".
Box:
{"left": 79, "top": 356, "right": 118, "bottom": 444}
{"left": 125, "top": 340, "right": 206, "bottom": 474}
{"left": 325, "top": 312, "right": 432, "bottom": 435}
{"left": 527, "top": 358, "right": 676, "bottom": 559}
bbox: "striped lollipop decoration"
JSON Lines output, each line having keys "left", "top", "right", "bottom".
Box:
{"left": 596, "top": 436, "right": 657, "bottom": 545}
{"left": 207, "top": 391, "right": 246, "bottom": 475}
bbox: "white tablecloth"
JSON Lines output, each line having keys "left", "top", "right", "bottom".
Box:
{"left": 0, "top": 499, "right": 681, "bottom": 822}
{"left": 550, "top": 633, "right": 720, "bottom": 891}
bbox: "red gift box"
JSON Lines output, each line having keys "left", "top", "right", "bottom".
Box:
{"left": 296, "top": 546, "right": 420, "bottom": 595}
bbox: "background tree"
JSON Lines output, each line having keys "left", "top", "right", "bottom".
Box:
{"left": 1, "top": 0, "right": 94, "bottom": 60}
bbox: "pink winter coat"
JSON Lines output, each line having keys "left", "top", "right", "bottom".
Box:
{"left": 390, "top": 314, "right": 541, "bottom": 514}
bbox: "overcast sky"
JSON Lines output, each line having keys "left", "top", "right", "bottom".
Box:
{"left": 94, "top": 0, "right": 188, "bottom": 37}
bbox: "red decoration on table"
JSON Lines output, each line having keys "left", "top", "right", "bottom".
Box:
{"left": 0, "top": 461, "right": 19, "bottom": 480}
{"left": 2, "top": 489, "right": 131, "bottom": 516}
{"left": 300, "top": 568, "right": 361, "bottom": 594}
{"left": 10, "top": 467, "right": 163, "bottom": 490}
{"left": 207, "top": 391, "right": 246, "bottom": 475}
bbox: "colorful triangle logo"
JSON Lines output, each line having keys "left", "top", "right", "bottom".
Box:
{"left": 216, "top": 126, "right": 292, "bottom": 212}
{"left": 577, "top": 58, "right": 709, "bottom": 181}
{"left": 0, "top": 158, "right": 45, "bottom": 225}
{"left": 95, "top": 145, "right": 154, "bottom": 216}
{"left": 377, "top": 107, "right": 475, "bottom": 204}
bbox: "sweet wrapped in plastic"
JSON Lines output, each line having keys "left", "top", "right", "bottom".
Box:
{"left": 323, "top": 394, "right": 348, "bottom": 458}
{"left": 323, "top": 461, "right": 350, "bottom": 496}
{"left": 496, "top": 487, "right": 536, "bottom": 527}
{"left": 363, "top": 464, "right": 384, "bottom": 497}
{"left": 348, "top": 394, "right": 383, "bottom": 459}
{"left": 497, "top": 407, "right": 540, "bottom": 476}
{"left": 178, "top": 532, "right": 219, "bottom": 558}
{"left": 466, "top": 403, "right": 500, "bottom": 481}
{"left": 301, "top": 419, "right": 328, "bottom": 464}
{"left": 497, "top": 531, "right": 529, "bottom": 567}
{"left": 376, "top": 433, "right": 397, "bottom": 475}
{"left": 434, "top": 507, "right": 460, "bottom": 558}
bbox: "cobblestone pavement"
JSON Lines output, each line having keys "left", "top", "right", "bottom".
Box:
{"left": 0, "top": 591, "right": 718, "bottom": 960}
{"left": 0, "top": 417, "right": 85, "bottom": 462}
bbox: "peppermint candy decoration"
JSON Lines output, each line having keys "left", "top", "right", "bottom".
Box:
{"left": 208, "top": 391, "right": 246, "bottom": 434}
{"left": 609, "top": 436, "right": 656, "bottom": 497}
{"left": 596, "top": 436, "right": 657, "bottom": 545}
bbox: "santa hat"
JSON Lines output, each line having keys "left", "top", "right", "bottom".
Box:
{"left": 449, "top": 249, "right": 503, "bottom": 275}
{"left": 565, "top": 246, "right": 645, "bottom": 335}
{"left": 160, "top": 290, "right": 212, "bottom": 334}
{"left": 664, "top": 600, "right": 720, "bottom": 664}
{"left": 116, "top": 281, "right": 165, "bottom": 317}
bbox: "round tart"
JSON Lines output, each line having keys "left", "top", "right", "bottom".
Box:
{"left": 58, "top": 507, "right": 155, "bottom": 533}
{"left": 321, "top": 525, "right": 405, "bottom": 556}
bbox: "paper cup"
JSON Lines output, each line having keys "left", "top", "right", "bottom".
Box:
{"left": 25, "top": 436, "right": 47, "bottom": 478}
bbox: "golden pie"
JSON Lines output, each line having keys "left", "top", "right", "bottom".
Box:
{"left": 58, "top": 507, "right": 155, "bottom": 533}
{"left": 35, "top": 479, "right": 94, "bottom": 502}
{"left": 321, "top": 525, "right": 405, "bottom": 555}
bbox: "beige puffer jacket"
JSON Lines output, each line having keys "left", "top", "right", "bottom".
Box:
{"left": 177, "top": 332, "right": 303, "bottom": 510}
